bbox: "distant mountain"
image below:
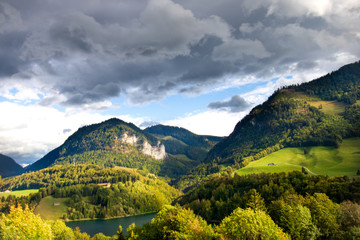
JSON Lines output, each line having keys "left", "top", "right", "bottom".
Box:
{"left": 145, "top": 124, "right": 222, "bottom": 161}
{"left": 25, "top": 118, "right": 221, "bottom": 178}
{"left": 143, "top": 125, "right": 223, "bottom": 177}
{"left": 27, "top": 118, "right": 166, "bottom": 173}
{"left": 206, "top": 61, "right": 360, "bottom": 165}
{"left": 0, "top": 154, "right": 23, "bottom": 178}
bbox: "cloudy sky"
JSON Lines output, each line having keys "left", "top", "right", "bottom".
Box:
{"left": 0, "top": 0, "right": 359, "bottom": 165}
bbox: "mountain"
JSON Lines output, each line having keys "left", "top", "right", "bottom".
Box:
{"left": 145, "top": 124, "right": 222, "bottom": 161}
{"left": 206, "top": 61, "right": 360, "bottom": 165}
{"left": 0, "top": 154, "right": 23, "bottom": 178}
{"left": 25, "top": 118, "right": 221, "bottom": 178}
{"left": 26, "top": 118, "right": 166, "bottom": 173}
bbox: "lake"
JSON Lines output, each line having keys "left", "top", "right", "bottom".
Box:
{"left": 66, "top": 212, "right": 157, "bottom": 237}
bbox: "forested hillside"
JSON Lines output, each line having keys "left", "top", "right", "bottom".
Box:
{"left": 207, "top": 61, "right": 360, "bottom": 165}
{"left": 0, "top": 154, "right": 23, "bottom": 178}
{"left": 24, "top": 119, "right": 222, "bottom": 179}
{"left": 0, "top": 164, "right": 180, "bottom": 220}
{"left": 174, "top": 171, "right": 360, "bottom": 239}
{"left": 144, "top": 125, "right": 223, "bottom": 178}
{"left": 145, "top": 125, "right": 222, "bottom": 151}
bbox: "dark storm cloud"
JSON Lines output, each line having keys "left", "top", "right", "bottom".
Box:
{"left": 0, "top": 0, "right": 359, "bottom": 108}
{"left": 208, "top": 95, "right": 251, "bottom": 112}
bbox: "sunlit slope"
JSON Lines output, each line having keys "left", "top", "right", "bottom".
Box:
{"left": 34, "top": 196, "right": 68, "bottom": 220}
{"left": 236, "top": 138, "right": 360, "bottom": 177}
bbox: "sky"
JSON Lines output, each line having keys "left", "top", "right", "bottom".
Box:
{"left": 0, "top": 0, "right": 359, "bottom": 165}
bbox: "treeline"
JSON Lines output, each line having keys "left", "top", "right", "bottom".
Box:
{"left": 54, "top": 151, "right": 162, "bottom": 175}
{"left": 0, "top": 164, "right": 142, "bottom": 191}
{"left": 175, "top": 171, "right": 360, "bottom": 222}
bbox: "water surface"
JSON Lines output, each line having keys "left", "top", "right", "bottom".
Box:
{"left": 66, "top": 212, "right": 156, "bottom": 237}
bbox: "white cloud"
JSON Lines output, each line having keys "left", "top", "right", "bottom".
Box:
{"left": 265, "top": 0, "right": 333, "bottom": 17}
{"left": 0, "top": 101, "right": 147, "bottom": 164}
{"left": 164, "top": 109, "right": 248, "bottom": 136}
{"left": 0, "top": 80, "right": 42, "bottom": 102}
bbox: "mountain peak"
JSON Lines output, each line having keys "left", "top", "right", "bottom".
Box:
{"left": 27, "top": 118, "right": 166, "bottom": 172}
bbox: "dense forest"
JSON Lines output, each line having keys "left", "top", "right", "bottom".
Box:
{"left": 172, "top": 171, "right": 360, "bottom": 239}
{"left": 0, "top": 164, "right": 180, "bottom": 220}
{"left": 1, "top": 164, "right": 144, "bottom": 190}
{"left": 1, "top": 172, "right": 360, "bottom": 239}
{"left": 176, "top": 171, "right": 360, "bottom": 222}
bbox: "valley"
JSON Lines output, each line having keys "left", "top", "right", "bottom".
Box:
{"left": 1, "top": 61, "right": 360, "bottom": 239}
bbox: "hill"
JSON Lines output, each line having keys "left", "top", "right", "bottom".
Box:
{"left": 0, "top": 154, "right": 23, "bottom": 178}
{"left": 144, "top": 125, "right": 223, "bottom": 178}
{"left": 144, "top": 125, "right": 222, "bottom": 173}
{"left": 206, "top": 61, "right": 360, "bottom": 165}
{"left": 145, "top": 125, "right": 222, "bottom": 152}
{"left": 26, "top": 118, "right": 166, "bottom": 173}
{"left": 0, "top": 164, "right": 181, "bottom": 221}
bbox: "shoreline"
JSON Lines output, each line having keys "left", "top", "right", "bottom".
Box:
{"left": 64, "top": 211, "right": 157, "bottom": 222}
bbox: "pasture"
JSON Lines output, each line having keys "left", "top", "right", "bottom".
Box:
{"left": 236, "top": 138, "right": 360, "bottom": 177}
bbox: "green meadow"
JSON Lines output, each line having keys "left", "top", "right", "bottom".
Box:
{"left": 0, "top": 189, "right": 39, "bottom": 197}
{"left": 236, "top": 138, "right": 360, "bottom": 177}
{"left": 34, "top": 196, "right": 69, "bottom": 220}
{"left": 308, "top": 100, "right": 346, "bottom": 114}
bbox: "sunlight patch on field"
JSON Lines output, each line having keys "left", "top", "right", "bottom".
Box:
{"left": 34, "top": 196, "right": 69, "bottom": 220}
{"left": 0, "top": 189, "right": 38, "bottom": 197}
{"left": 308, "top": 100, "right": 346, "bottom": 114}
{"left": 236, "top": 138, "right": 360, "bottom": 177}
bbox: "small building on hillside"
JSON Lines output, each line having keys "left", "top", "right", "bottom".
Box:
{"left": 267, "top": 163, "right": 276, "bottom": 166}
{"left": 97, "top": 183, "right": 111, "bottom": 188}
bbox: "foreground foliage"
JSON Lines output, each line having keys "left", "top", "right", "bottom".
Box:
{"left": 217, "top": 208, "right": 289, "bottom": 240}
{"left": 176, "top": 171, "right": 360, "bottom": 222}
{"left": 128, "top": 205, "right": 217, "bottom": 240}
{"left": 2, "top": 172, "right": 360, "bottom": 239}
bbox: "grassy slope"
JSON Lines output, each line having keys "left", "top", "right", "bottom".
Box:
{"left": 292, "top": 91, "right": 346, "bottom": 115}
{"left": 34, "top": 196, "right": 69, "bottom": 220}
{"left": 0, "top": 189, "right": 38, "bottom": 197}
{"left": 308, "top": 100, "right": 346, "bottom": 115}
{"left": 236, "top": 138, "right": 360, "bottom": 177}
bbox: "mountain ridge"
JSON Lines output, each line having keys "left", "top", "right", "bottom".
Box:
{"left": 0, "top": 153, "right": 23, "bottom": 178}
